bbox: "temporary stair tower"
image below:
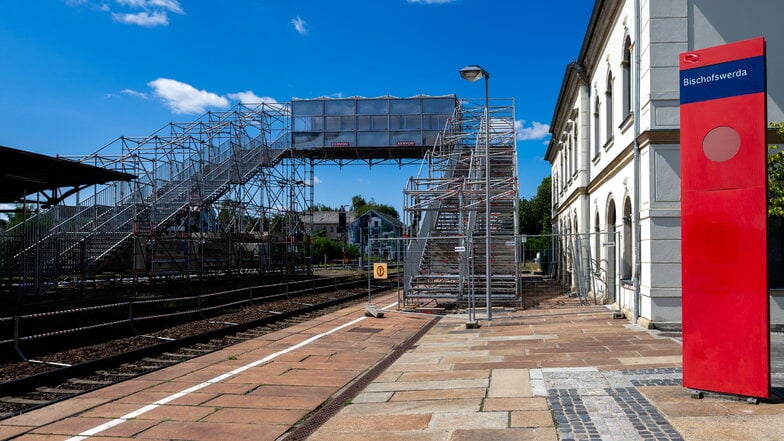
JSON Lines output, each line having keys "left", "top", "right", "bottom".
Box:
{"left": 403, "top": 98, "right": 520, "bottom": 307}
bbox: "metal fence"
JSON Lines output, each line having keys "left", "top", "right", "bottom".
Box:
{"left": 519, "top": 232, "right": 620, "bottom": 309}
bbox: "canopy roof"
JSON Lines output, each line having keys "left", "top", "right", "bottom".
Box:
{"left": 0, "top": 145, "right": 136, "bottom": 207}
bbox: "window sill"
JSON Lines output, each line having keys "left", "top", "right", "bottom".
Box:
{"left": 592, "top": 152, "right": 601, "bottom": 164}
{"left": 619, "top": 113, "right": 634, "bottom": 133}
{"left": 603, "top": 136, "right": 614, "bottom": 152}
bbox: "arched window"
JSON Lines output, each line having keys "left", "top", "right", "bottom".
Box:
{"left": 606, "top": 199, "right": 617, "bottom": 302}
{"left": 573, "top": 215, "right": 578, "bottom": 236}
{"left": 622, "top": 36, "right": 633, "bottom": 118}
{"left": 594, "top": 212, "right": 601, "bottom": 271}
{"left": 573, "top": 120, "right": 579, "bottom": 172}
{"left": 593, "top": 96, "right": 600, "bottom": 155}
{"left": 622, "top": 196, "right": 632, "bottom": 280}
{"left": 560, "top": 143, "right": 566, "bottom": 188}
{"left": 606, "top": 72, "right": 614, "bottom": 141}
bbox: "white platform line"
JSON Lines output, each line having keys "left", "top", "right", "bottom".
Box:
{"left": 65, "top": 301, "right": 397, "bottom": 441}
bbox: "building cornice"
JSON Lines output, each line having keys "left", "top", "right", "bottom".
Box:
{"left": 586, "top": 143, "right": 634, "bottom": 194}
{"left": 634, "top": 127, "right": 782, "bottom": 147}
{"left": 555, "top": 186, "right": 588, "bottom": 218}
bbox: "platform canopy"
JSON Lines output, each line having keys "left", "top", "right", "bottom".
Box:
{"left": 0, "top": 145, "right": 136, "bottom": 207}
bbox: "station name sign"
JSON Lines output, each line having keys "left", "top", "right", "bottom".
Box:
{"left": 679, "top": 37, "right": 769, "bottom": 399}
{"left": 680, "top": 52, "right": 765, "bottom": 104}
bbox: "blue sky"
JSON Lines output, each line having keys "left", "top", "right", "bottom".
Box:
{"left": 1, "top": 0, "right": 593, "bottom": 214}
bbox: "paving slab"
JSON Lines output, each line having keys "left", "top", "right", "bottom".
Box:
{"left": 0, "top": 293, "right": 431, "bottom": 441}
{"left": 487, "top": 368, "right": 532, "bottom": 397}
{"left": 4, "top": 292, "right": 784, "bottom": 441}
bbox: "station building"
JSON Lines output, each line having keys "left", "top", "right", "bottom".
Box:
{"left": 546, "top": 0, "right": 784, "bottom": 327}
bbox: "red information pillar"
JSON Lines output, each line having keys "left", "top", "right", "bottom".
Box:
{"left": 680, "top": 37, "right": 769, "bottom": 398}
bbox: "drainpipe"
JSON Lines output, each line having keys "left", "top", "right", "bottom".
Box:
{"left": 632, "top": 0, "right": 642, "bottom": 324}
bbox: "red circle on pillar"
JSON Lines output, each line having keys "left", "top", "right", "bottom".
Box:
{"left": 702, "top": 126, "right": 741, "bottom": 162}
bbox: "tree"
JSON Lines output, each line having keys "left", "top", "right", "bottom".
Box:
{"left": 519, "top": 176, "right": 552, "bottom": 262}
{"left": 351, "top": 194, "right": 399, "bottom": 219}
{"left": 310, "top": 203, "right": 336, "bottom": 212}
{"left": 4, "top": 204, "right": 36, "bottom": 230}
{"left": 769, "top": 122, "right": 784, "bottom": 217}
{"left": 311, "top": 229, "right": 358, "bottom": 263}
{"left": 351, "top": 195, "right": 367, "bottom": 211}
{"left": 519, "top": 176, "right": 551, "bottom": 235}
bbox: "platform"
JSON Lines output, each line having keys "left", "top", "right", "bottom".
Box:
{"left": 1, "top": 294, "right": 783, "bottom": 441}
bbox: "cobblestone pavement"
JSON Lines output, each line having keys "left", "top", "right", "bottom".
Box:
{"left": 539, "top": 367, "right": 684, "bottom": 441}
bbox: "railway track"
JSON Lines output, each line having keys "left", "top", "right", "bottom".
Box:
{"left": 0, "top": 281, "right": 396, "bottom": 420}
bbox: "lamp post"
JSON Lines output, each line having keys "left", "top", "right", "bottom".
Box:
{"left": 459, "top": 64, "right": 492, "bottom": 321}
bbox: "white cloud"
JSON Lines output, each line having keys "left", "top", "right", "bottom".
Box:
{"left": 515, "top": 120, "right": 551, "bottom": 141}
{"left": 291, "top": 16, "right": 309, "bottom": 35}
{"left": 121, "top": 88, "right": 148, "bottom": 99}
{"left": 116, "top": 0, "right": 182, "bottom": 13}
{"left": 227, "top": 91, "right": 277, "bottom": 105}
{"left": 148, "top": 78, "right": 229, "bottom": 114}
{"left": 112, "top": 10, "right": 168, "bottom": 26}
{"left": 314, "top": 176, "right": 322, "bottom": 184}
{"left": 70, "top": 0, "right": 184, "bottom": 27}
{"left": 115, "top": 0, "right": 145, "bottom": 7}
{"left": 406, "top": 0, "right": 457, "bottom": 4}
{"left": 146, "top": 0, "right": 183, "bottom": 14}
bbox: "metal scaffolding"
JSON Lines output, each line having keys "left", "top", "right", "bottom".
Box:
{"left": 1, "top": 103, "right": 313, "bottom": 296}
{"left": 1, "top": 95, "right": 519, "bottom": 303}
{"left": 403, "top": 98, "right": 520, "bottom": 307}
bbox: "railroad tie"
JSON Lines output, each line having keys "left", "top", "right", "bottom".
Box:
{"left": 1, "top": 396, "right": 50, "bottom": 405}
{"left": 36, "top": 387, "right": 85, "bottom": 394}
{"left": 67, "top": 378, "right": 112, "bottom": 386}
{"left": 142, "top": 357, "right": 177, "bottom": 364}
{"left": 161, "top": 352, "right": 193, "bottom": 359}
{"left": 180, "top": 347, "right": 213, "bottom": 354}
{"left": 96, "top": 370, "right": 136, "bottom": 378}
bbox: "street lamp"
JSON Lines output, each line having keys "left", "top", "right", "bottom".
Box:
{"left": 459, "top": 64, "right": 492, "bottom": 321}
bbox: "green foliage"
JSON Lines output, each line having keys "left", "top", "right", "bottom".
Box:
{"left": 311, "top": 235, "right": 358, "bottom": 262}
{"left": 310, "top": 203, "right": 336, "bottom": 211}
{"left": 216, "top": 201, "right": 255, "bottom": 233}
{"left": 5, "top": 204, "right": 36, "bottom": 230}
{"left": 769, "top": 122, "right": 784, "bottom": 217}
{"left": 519, "top": 177, "right": 552, "bottom": 259}
{"left": 351, "top": 195, "right": 367, "bottom": 211}
{"left": 356, "top": 203, "right": 399, "bottom": 219}
{"left": 519, "top": 176, "right": 551, "bottom": 235}
{"left": 351, "top": 194, "right": 399, "bottom": 219}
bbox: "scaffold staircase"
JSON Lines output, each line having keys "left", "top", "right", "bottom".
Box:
{"left": 3, "top": 104, "right": 292, "bottom": 292}
{"left": 403, "top": 98, "right": 519, "bottom": 307}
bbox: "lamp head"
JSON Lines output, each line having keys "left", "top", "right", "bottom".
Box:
{"left": 459, "top": 65, "right": 490, "bottom": 82}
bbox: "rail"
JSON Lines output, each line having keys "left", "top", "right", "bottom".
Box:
{"left": 0, "top": 276, "right": 362, "bottom": 358}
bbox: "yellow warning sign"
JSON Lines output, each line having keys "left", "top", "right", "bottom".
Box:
{"left": 373, "top": 263, "right": 388, "bottom": 279}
